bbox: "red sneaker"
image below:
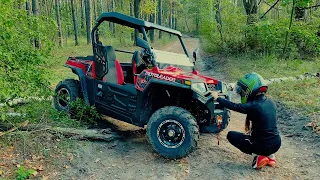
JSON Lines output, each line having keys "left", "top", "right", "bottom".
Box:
{"left": 252, "top": 155, "right": 269, "bottom": 170}
{"left": 267, "top": 154, "right": 276, "bottom": 167}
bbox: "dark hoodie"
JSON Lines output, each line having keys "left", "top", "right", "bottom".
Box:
{"left": 217, "top": 95, "right": 281, "bottom": 146}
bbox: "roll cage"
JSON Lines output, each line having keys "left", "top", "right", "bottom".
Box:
{"left": 90, "top": 12, "right": 190, "bottom": 66}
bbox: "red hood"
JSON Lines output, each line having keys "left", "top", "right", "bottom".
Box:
{"left": 148, "top": 66, "right": 219, "bottom": 84}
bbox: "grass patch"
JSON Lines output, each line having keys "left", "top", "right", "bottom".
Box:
{"left": 208, "top": 52, "right": 319, "bottom": 132}
{"left": 1, "top": 100, "right": 82, "bottom": 128}
{"left": 214, "top": 54, "right": 320, "bottom": 81}
{"left": 211, "top": 53, "right": 319, "bottom": 114}
{"left": 268, "top": 79, "right": 320, "bottom": 114}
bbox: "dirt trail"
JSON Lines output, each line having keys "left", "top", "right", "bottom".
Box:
{"left": 58, "top": 38, "right": 319, "bottom": 180}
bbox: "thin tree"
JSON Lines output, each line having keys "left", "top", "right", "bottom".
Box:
{"left": 130, "top": 1, "right": 134, "bottom": 40}
{"left": 80, "top": 0, "right": 86, "bottom": 29}
{"left": 215, "top": 0, "right": 223, "bottom": 42}
{"left": 32, "top": 0, "right": 40, "bottom": 48}
{"left": 243, "top": 0, "right": 259, "bottom": 24}
{"left": 26, "top": 1, "right": 32, "bottom": 16}
{"left": 169, "top": 0, "right": 172, "bottom": 28}
{"left": 172, "top": 1, "right": 175, "bottom": 29}
{"left": 111, "top": 0, "right": 116, "bottom": 34}
{"left": 158, "top": 0, "right": 162, "bottom": 39}
{"left": 55, "top": 0, "right": 63, "bottom": 47}
{"left": 283, "top": 0, "right": 296, "bottom": 56}
{"left": 93, "top": 0, "right": 97, "bottom": 21}
{"left": 99, "top": 0, "right": 103, "bottom": 14}
{"left": 85, "top": 0, "right": 91, "bottom": 44}
{"left": 134, "top": 0, "right": 141, "bottom": 41}
{"left": 149, "top": 14, "right": 155, "bottom": 42}
{"left": 71, "top": 0, "right": 79, "bottom": 46}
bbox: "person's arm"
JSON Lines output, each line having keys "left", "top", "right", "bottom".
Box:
{"left": 216, "top": 97, "right": 252, "bottom": 114}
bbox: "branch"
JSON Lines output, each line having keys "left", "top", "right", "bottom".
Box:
{"left": 303, "top": 4, "right": 320, "bottom": 10}
{"left": 0, "top": 122, "right": 117, "bottom": 142}
{"left": 0, "top": 121, "right": 29, "bottom": 137}
{"left": 260, "top": 0, "right": 281, "bottom": 19}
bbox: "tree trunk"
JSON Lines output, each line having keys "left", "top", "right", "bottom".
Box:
{"left": 130, "top": 1, "right": 134, "bottom": 40}
{"left": 26, "top": 1, "right": 32, "bottom": 16}
{"left": 149, "top": 14, "right": 155, "bottom": 42}
{"left": 71, "top": 0, "right": 79, "bottom": 46}
{"left": 93, "top": 0, "right": 97, "bottom": 21}
{"left": 134, "top": 0, "right": 141, "bottom": 41}
{"left": 80, "top": 0, "right": 86, "bottom": 29}
{"left": 283, "top": 0, "right": 296, "bottom": 56}
{"left": 172, "top": 1, "right": 175, "bottom": 29}
{"left": 242, "top": 0, "right": 259, "bottom": 24}
{"left": 32, "top": 0, "right": 41, "bottom": 48}
{"left": 169, "top": 0, "right": 172, "bottom": 38}
{"left": 195, "top": 8, "right": 200, "bottom": 33}
{"left": 85, "top": 0, "right": 91, "bottom": 44}
{"left": 55, "top": 0, "right": 63, "bottom": 47}
{"left": 111, "top": 0, "right": 116, "bottom": 34}
{"left": 99, "top": 0, "right": 103, "bottom": 14}
{"left": 174, "top": 3, "right": 177, "bottom": 30}
{"left": 294, "top": 7, "right": 306, "bottom": 20}
{"left": 169, "top": 0, "right": 172, "bottom": 28}
{"left": 215, "top": 0, "right": 223, "bottom": 42}
{"left": 158, "top": 0, "right": 162, "bottom": 39}
{"left": 0, "top": 122, "right": 116, "bottom": 142}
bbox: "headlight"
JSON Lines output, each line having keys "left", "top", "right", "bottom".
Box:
{"left": 191, "top": 83, "right": 207, "bottom": 94}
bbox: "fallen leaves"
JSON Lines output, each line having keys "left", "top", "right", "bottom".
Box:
{"left": 306, "top": 120, "right": 320, "bottom": 134}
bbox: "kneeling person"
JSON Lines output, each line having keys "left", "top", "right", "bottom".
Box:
{"left": 212, "top": 72, "right": 281, "bottom": 170}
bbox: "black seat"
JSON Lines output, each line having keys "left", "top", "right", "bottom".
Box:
{"left": 104, "top": 46, "right": 124, "bottom": 85}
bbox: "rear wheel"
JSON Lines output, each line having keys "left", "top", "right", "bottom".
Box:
{"left": 54, "top": 79, "right": 80, "bottom": 112}
{"left": 147, "top": 106, "right": 199, "bottom": 159}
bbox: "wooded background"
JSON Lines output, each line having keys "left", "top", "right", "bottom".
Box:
{"left": 0, "top": 0, "right": 320, "bottom": 102}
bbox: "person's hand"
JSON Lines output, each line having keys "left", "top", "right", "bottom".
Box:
{"left": 211, "top": 91, "right": 219, "bottom": 100}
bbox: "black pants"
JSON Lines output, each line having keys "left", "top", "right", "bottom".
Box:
{"left": 227, "top": 131, "right": 281, "bottom": 156}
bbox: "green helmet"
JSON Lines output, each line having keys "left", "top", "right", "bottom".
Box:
{"left": 235, "top": 72, "right": 268, "bottom": 104}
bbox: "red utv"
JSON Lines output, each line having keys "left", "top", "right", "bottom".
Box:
{"left": 54, "top": 12, "right": 230, "bottom": 159}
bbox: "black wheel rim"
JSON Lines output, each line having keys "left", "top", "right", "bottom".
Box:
{"left": 157, "top": 120, "right": 185, "bottom": 148}
{"left": 57, "top": 88, "right": 70, "bottom": 109}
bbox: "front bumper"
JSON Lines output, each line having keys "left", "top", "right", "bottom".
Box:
{"left": 192, "top": 91, "right": 230, "bottom": 133}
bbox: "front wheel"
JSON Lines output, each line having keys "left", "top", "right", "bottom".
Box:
{"left": 147, "top": 106, "right": 199, "bottom": 159}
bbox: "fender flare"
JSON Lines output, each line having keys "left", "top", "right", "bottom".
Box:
{"left": 69, "top": 67, "right": 90, "bottom": 104}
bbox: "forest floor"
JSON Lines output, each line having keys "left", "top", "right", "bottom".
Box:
{"left": 1, "top": 38, "right": 319, "bottom": 180}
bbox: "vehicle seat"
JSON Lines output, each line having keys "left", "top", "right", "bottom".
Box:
{"left": 104, "top": 46, "right": 124, "bottom": 85}
{"left": 132, "top": 51, "right": 146, "bottom": 84}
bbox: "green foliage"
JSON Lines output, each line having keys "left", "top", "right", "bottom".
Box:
{"left": 0, "top": 0, "right": 55, "bottom": 102}
{"left": 16, "top": 166, "right": 36, "bottom": 180}
{"left": 70, "top": 98, "right": 100, "bottom": 126}
{"left": 198, "top": 0, "right": 320, "bottom": 58}
{"left": 200, "top": 1, "right": 247, "bottom": 53}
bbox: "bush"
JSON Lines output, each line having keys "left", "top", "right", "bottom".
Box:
{"left": 0, "top": 0, "right": 55, "bottom": 102}
{"left": 70, "top": 99, "right": 100, "bottom": 126}
{"left": 199, "top": 1, "right": 320, "bottom": 58}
